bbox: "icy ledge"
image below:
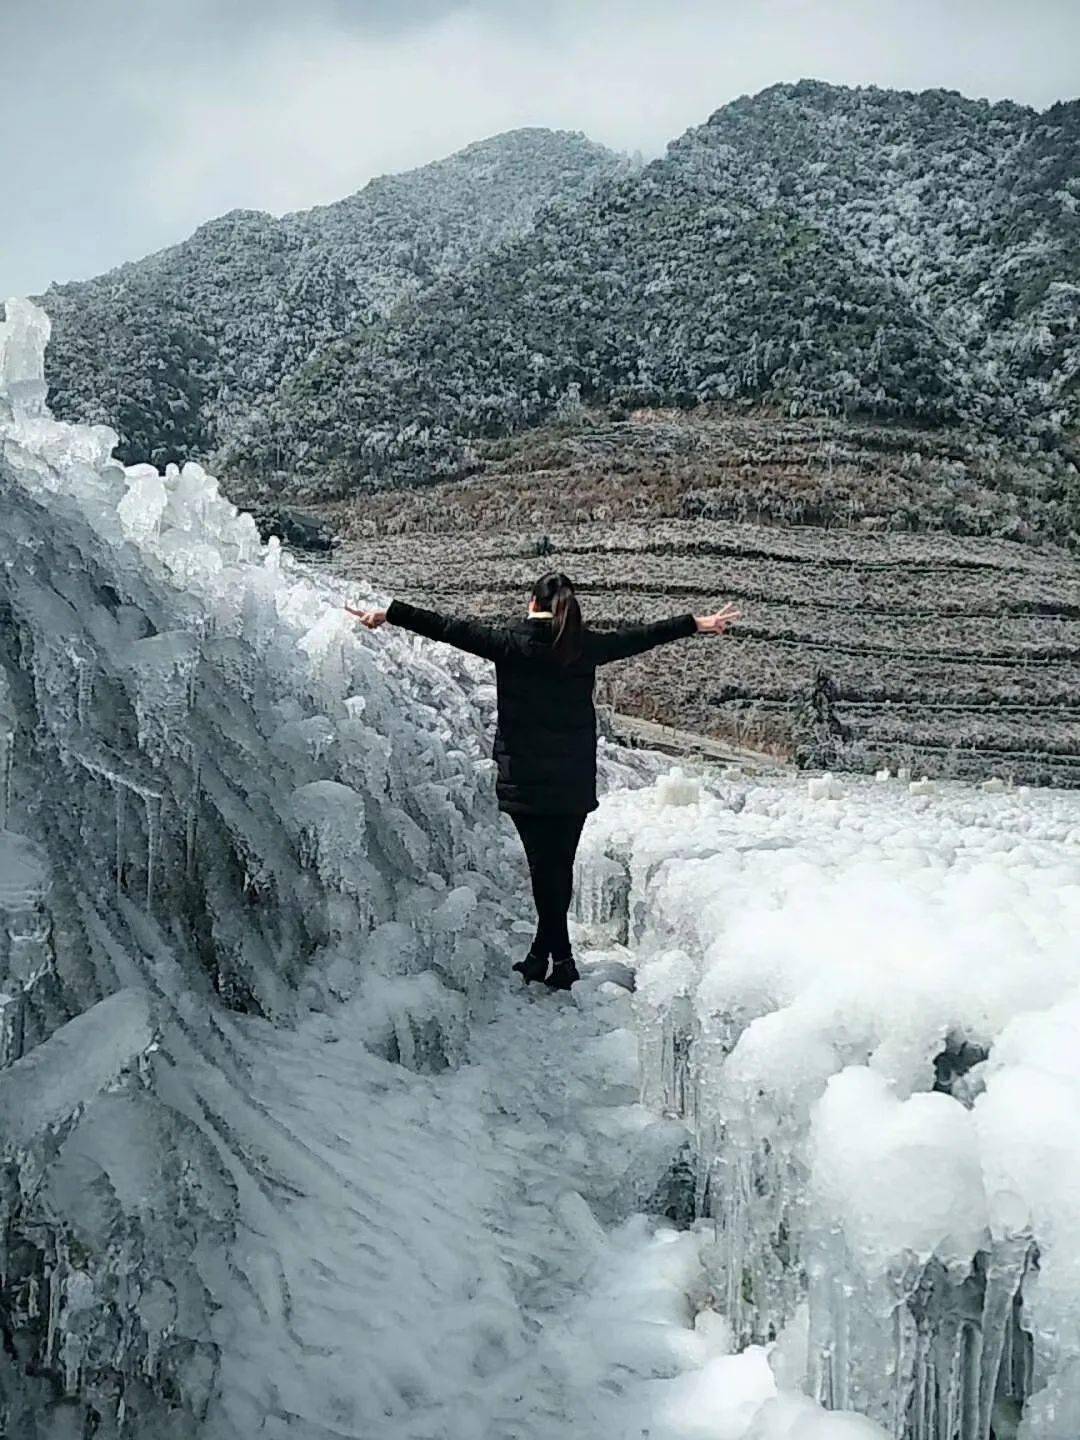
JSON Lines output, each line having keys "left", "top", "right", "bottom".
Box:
{"left": 576, "top": 767, "right": 1080, "bottom": 1439}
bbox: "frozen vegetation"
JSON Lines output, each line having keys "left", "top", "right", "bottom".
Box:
{"left": 37, "top": 130, "right": 624, "bottom": 469}
{"left": 37, "top": 87, "right": 1079, "bottom": 509}
{"left": 214, "top": 86, "right": 1079, "bottom": 502}
{"left": 2, "top": 297, "right": 1079, "bottom": 1440}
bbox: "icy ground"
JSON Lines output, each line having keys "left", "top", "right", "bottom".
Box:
{"left": 207, "top": 960, "right": 796, "bottom": 1440}
{"left": 2, "top": 297, "right": 1079, "bottom": 1440}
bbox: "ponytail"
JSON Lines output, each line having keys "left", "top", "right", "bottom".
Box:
{"left": 552, "top": 581, "right": 583, "bottom": 666}
{"left": 533, "top": 571, "right": 582, "bottom": 665}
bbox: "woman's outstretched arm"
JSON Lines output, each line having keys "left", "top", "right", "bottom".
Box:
{"left": 590, "top": 603, "right": 740, "bottom": 665}
{"left": 346, "top": 599, "right": 516, "bottom": 663}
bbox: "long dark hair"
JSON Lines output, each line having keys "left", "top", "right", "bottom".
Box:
{"left": 533, "top": 571, "right": 582, "bottom": 665}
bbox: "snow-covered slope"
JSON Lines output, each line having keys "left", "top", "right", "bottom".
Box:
{"left": 3, "top": 297, "right": 1077, "bottom": 1439}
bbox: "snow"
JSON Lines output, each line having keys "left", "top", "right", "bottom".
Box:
{"left": 1, "top": 297, "right": 1077, "bottom": 1438}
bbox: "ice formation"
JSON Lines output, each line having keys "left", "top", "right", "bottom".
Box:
{"left": 1, "top": 295, "right": 1076, "bottom": 1439}
{"left": 0, "top": 296, "right": 563, "bottom": 1437}
{"left": 576, "top": 767, "right": 1080, "bottom": 1439}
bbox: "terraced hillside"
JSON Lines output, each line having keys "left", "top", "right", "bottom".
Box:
{"left": 323, "top": 409, "right": 1080, "bottom": 786}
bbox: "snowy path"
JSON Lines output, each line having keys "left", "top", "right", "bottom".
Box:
{"left": 203, "top": 955, "right": 704, "bottom": 1440}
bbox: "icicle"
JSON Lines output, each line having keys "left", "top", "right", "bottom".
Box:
{"left": 718, "top": 1141, "right": 753, "bottom": 1341}
{"left": 0, "top": 992, "right": 21, "bottom": 1067}
{"left": 185, "top": 792, "right": 198, "bottom": 882}
{"left": 829, "top": 1261, "right": 852, "bottom": 1413}
{"left": 0, "top": 665, "right": 14, "bottom": 828}
{"left": 661, "top": 993, "right": 694, "bottom": 1118}
{"left": 145, "top": 793, "right": 159, "bottom": 913}
{"left": 0, "top": 728, "right": 12, "bottom": 828}
{"left": 75, "top": 655, "right": 93, "bottom": 726}
{"left": 114, "top": 782, "right": 125, "bottom": 897}
{"left": 976, "top": 1238, "right": 1034, "bottom": 1440}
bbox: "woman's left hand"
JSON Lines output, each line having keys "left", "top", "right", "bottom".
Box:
{"left": 695, "top": 603, "right": 741, "bottom": 635}
{"left": 345, "top": 605, "right": 388, "bottom": 629}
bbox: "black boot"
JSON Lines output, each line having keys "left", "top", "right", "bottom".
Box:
{"left": 544, "top": 956, "right": 579, "bottom": 990}
{"left": 512, "top": 950, "right": 550, "bottom": 984}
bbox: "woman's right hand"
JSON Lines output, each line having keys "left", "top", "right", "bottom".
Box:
{"left": 345, "top": 605, "right": 388, "bottom": 629}
{"left": 695, "top": 603, "right": 741, "bottom": 635}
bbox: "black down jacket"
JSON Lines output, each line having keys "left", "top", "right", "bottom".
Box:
{"left": 386, "top": 600, "right": 697, "bottom": 814}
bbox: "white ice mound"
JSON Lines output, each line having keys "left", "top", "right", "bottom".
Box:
{"left": 657, "top": 765, "right": 701, "bottom": 808}
{"left": 577, "top": 770, "right": 1080, "bottom": 1437}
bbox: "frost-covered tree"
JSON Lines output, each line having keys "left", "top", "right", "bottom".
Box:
{"left": 39, "top": 84, "right": 1080, "bottom": 502}
{"left": 38, "top": 130, "right": 626, "bottom": 468}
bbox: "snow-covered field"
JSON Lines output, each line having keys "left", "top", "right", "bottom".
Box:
{"left": 1, "top": 298, "right": 1078, "bottom": 1440}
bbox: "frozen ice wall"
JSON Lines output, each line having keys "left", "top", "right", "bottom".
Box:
{"left": 4, "top": 291, "right": 1077, "bottom": 1440}
{"left": 0, "top": 300, "right": 530, "bottom": 1436}
{"left": 576, "top": 769, "right": 1080, "bottom": 1440}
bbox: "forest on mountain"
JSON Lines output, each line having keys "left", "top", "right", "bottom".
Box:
{"left": 39, "top": 81, "right": 1080, "bottom": 543}
{"left": 38, "top": 128, "right": 624, "bottom": 468}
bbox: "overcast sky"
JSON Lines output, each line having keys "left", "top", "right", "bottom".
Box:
{"left": 3, "top": 0, "right": 1078, "bottom": 297}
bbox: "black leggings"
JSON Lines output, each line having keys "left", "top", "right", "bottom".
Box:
{"left": 510, "top": 812, "right": 588, "bottom": 963}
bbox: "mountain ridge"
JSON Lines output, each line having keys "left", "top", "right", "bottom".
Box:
{"left": 228, "top": 79, "right": 1078, "bottom": 502}
{"left": 37, "top": 127, "right": 626, "bottom": 465}
{"left": 37, "top": 82, "right": 1080, "bottom": 529}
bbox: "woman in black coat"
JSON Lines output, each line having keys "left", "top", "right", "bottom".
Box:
{"left": 347, "top": 573, "right": 739, "bottom": 990}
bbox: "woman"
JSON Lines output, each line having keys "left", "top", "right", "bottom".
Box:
{"left": 347, "top": 573, "right": 740, "bottom": 990}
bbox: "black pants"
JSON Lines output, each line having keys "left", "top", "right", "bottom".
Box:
{"left": 510, "top": 812, "right": 588, "bottom": 963}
